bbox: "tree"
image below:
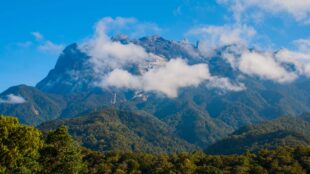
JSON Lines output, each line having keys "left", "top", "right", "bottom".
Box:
{"left": 0, "top": 115, "right": 43, "bottom": 174}
{"left": 39, "top": 126, "right": 87, "bottom": 174}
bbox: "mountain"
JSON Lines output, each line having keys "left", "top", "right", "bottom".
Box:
{"left": 123, "top": 97, "right": 234, "bottom": 148}
{"left": 34, "top": 36, "right": 310, "bottom": 125}
{"left": 0, "top": 85, "right": 120, "bottom": 125}
{"left": 38, "top": 108, "right": 197, "bottom": 153}
{"left": 2, "top": 35, "right": 310, "bottom": 150}
{"left": 36, "top": 43, "right": 98, "bottom": 94}
{"left": 36, "top": 36, "right": 200, "bottom": 94}
{"left": 0, "top": 85, "right": 64, "bottom": 125}
{"left": 207, "top": 113, "right": 310, "bottom": 154}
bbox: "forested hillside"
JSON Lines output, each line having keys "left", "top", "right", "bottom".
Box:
{"left": 207, "top": 113, "right": 310, "bottom": 154}
{"left": 38, "top": 108, "right": 196, "bottom": 153}
{"left": 1, "top": 115, "right": 310, "bottom": 174}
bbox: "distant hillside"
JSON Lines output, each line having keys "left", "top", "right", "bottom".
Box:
{"left": 207, "top": 113, "right": 310, "bottom": 154}
{"left": 0, "top": 85, "right": 65, "bottom": 125}
{"left": 38, "top": 108, "right": 197, "bottom": 153}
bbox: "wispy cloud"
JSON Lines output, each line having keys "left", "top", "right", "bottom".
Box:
{"left": 183, "top": 1, "right": 310, "bottom": 85}
{"left": 218, "top": 0, "right": 310, "bottom": 24}
{"left": 80, "top": 17, "right": 161, "bottom": 72}
{"left": 186, "top": 24, "right": 256, "bottom": 55}
{"left": 31, "top": 32, "right": 44, "bottom": 41}
{"left": 90, "top": 17, "right": 162, "bottom": 38}
{"left": 16, "top": 41, "right": 32, "bottom": 48}
{"left": 0, "top": 94, "right": 26, "bottom": 104}
{"left": 275, "top": 38, "right": 310, "bottom": 77}
{"left": 220, "top": 42, "right": 310, "bottom": 83}
{"left": 29, "top": 32, "right": 64, "bottom": 54}
{"left": 38, "top": 41, "right": 64, "bottom": 54}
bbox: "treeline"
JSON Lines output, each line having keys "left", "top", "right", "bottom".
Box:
{"left": 0, "top": 116, "right": 85, "bottom": 174}
{"left": 83, "top": 147, "right": 310, "bottom": 174}
{"left": 1, "top": 116, "right": 310, "bottom": 174}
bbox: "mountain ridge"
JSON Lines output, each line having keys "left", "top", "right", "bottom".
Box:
{"left": 38, "top": 108, "right": 198, "bottom": 153}
{"left": 1, "top": 35, "right": 310, "bottom": 152}
{"left": 206, "top": 113, "right": 310, "bottom": 154}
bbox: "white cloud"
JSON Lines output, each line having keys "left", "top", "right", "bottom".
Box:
{"left": 38, "top": 41, "right": 64, "bottom": 54}
{"left": 184, "top": 1, "right": 309, "bottom": 84}
{"left": 92, "top": 17, "right": 161, "bottom": 38}
{"left": 80, "top": 17, "right": 246, "bottom": 98}
{"left": 238, "top": 50, "right": 297, "bottom": 83}
{"left": 102, "top": 59, "right": 245, "bottom": 97}
{"left": 207, "top": 77, "right": 246, "bottom": 91}
{"left": 218, "top": 0, "right": 310, "bottom": 23}
{"left": 0, "top": 94, "right": 26, "bottom": 104}
{"left": 80, "top": 17, "right": 164, "bottom": 73}
{"left": 275, "top": 39, "right": 310, "bottom": 77}
{"left": 218, "top": 39, "right": 310, "bottom": 83}
{"left": 294, "top": 39, "right": 310, "bottom": 52}
{"left": 31, "top": 32, "right": 44, "bottom": 40}
{"left": 103, "top": 69, "right": 141, "bottom": 89}
{"left": 28, "top": 32, "right": 65, "bottom": 54}
{"left": 186, "top": 24, "right": 256, "bottom": 56}
{"left": 94, "top": 17, "right": 137, "bottom": 35}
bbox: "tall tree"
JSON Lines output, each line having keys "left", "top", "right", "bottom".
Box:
{"left": 39, "top": 126, "right": 87, "bottom": 174}
{"left": 0, "top": 115, "right": 43, "bottom": 174}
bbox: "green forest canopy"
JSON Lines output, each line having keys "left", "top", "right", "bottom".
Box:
{"left": 0, "top": 115, "right": 310, "bottom": 174}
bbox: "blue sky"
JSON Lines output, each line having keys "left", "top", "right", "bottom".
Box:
{"left": 0, "top": 0, "right": 309, "bottom": 92}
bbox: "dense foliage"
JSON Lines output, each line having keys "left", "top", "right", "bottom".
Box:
{"left": 39, "top": 126, "right": 86, "bottom": 174}
{"left": 82, "top": 146, "right": 310, "bottom": 174}
{"left": 39, "top": 109, "right": 310, "bottom": 155}
{"left": 0, "top": 116, "right": 86, "bottom": 174}
{"left": 0, "top": 116, "right": 43, "bottom": 173}
{"left": 39, "top": 109, "right": 196, "bottom": 153}
{"left": 207, "top": 114, "right": 310, "bottom": 154}
{"left": 1, "top": 115, "right": 310, "bottom": 174}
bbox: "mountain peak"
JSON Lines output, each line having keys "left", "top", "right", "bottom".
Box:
{"left": 111, "top": 34, "right": 130, "bottom": 44}
{"left": 36, "top": 43, "right": 97, "bottom": 93}
{"left": 35, "top": 35, "right": 206, "bottom": 94}
{"left": 143, "top": 35, "right": 162, "bottom": 41}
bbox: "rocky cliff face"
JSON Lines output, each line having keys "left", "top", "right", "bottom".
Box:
{"left": 36, "top": 43, "right": 97, "bottom": 93}
{"left": 36, "top": 36, "right": 206, "bottom": 94}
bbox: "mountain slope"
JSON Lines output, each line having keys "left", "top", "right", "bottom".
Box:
{"left": 38, "top": 108, "right": 197, "bottom": 153}
{"left": 0, "top": 85, "right": 65, "bottom": 125}
{"left": 206, "top": 113, "right": 310, "bottom": 154}
{"left": 34, "top": 37, "right": 310, "bottom": 128}
{"left": 36, "top": 43, "right": 97, "bottom": 94}
{"left": 3, "top": 35, "right": 310, "bottom": 151}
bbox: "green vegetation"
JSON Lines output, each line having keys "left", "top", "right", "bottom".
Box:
{"left": 1, "top": 115, "right": 310, "bottom": 174}
{"left": 207, "top": 114, "right": 310, "bottom": 154}
{"left": 0, "top": 85, "right": 64, "bottom": 125}
{"left": 3, "top": 83, "right": 310, "bottom": 151}
{"left": 0, "top": 115, "right": 86, "bottom": 174}
{"left": 38, "top": 109, "right": 196, "bottom": 154}
{"left": 0, "top": 116, "right": 43, "bottom": 173}
{"left": 82, "top": 146, "right": 310, "bottom": 174}
{"left": 39, "top": 126, "right": 86, "bottom": 174}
